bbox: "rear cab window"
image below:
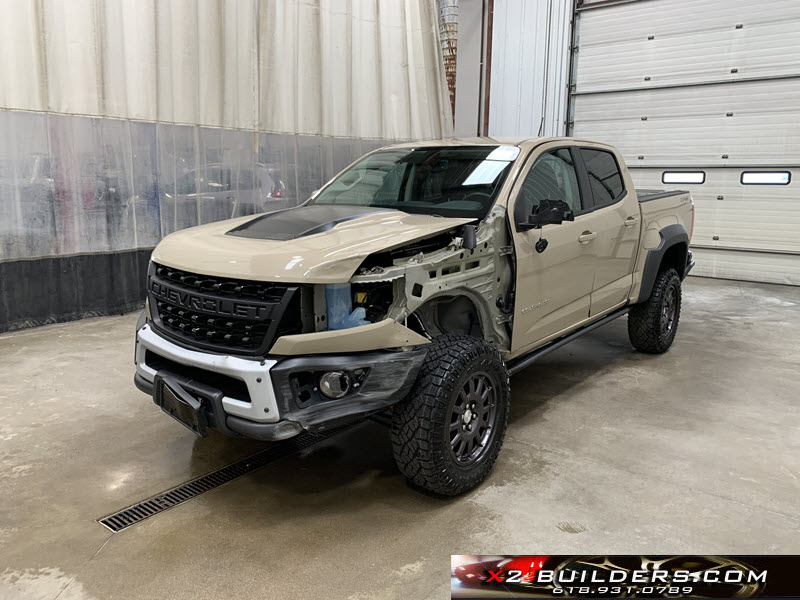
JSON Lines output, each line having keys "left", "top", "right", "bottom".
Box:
{"left": 579, "top": 148, "right": 625, "bottom": 208}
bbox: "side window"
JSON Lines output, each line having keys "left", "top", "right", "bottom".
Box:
{"left": 204, "top": 167, "right": 231, "bottom": 192}
{"left": 580, "top": 148, "right": 624, "bottom": 206}
{"left": 258, "top": 171, "right": 275, "bottom": 192}
{"left": 238, "top": 169, "right": 254, "bottom": 190}
{"left": 176, "top": 172, "right": 196, "bottom": 195}
{"left": 516, "top": 148, "right": 582, "bottom": 225}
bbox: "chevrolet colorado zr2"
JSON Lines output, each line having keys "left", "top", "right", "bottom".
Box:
{"left": 134, "top": 137, "right": 695, "bottom": 495}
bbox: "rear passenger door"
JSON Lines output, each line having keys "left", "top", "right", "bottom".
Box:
{"left": 577, "top": 147, "right": 641, "bottom": 316}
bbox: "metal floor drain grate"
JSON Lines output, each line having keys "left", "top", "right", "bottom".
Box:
{"left": 98, "top": 424, "right": 354, "bottom": 532}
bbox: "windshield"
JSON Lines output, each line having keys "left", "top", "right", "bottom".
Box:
{"left": 309, "top": 145, "right": 519, "bottom": 219}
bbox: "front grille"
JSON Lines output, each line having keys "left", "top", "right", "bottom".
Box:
{"left": 148, "top": 263, "right": 300, "bottom": 356}
{"left": 154, "top": 299, "right": 271, "bottom": 350}
{"left": 154, "top": 264, "right": 288, "bottom": 302}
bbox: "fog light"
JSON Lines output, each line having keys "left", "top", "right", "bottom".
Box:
{"left": 319, "top": 371, "right": 351, "bottom": 399}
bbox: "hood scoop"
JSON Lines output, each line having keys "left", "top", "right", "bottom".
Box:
{"left": 226, "top": 204, "right": 393, "bottom": 241}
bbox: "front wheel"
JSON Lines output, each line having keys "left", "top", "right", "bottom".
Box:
{"left": 391, "top": 335, "right": 510, "bottom": 496}
{"left": 628, "top": 268, "right": 682, "bottom": 353}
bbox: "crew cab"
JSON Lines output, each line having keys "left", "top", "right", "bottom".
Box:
{"left": 134, "top": 137, "right": 694, "bottom": 495}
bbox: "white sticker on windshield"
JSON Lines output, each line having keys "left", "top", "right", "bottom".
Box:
{"left": 463, "top": 160, "right": 508, "bottom": 186}
{"left": 486, "top": 145, "right": 520, "bottom": 162}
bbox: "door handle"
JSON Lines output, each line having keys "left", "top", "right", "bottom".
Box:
{"left": 624, "top": 216, "right": 639, "bottom": 227}
{"left": 578, "top": 231, "right": 597, "bottom": 243}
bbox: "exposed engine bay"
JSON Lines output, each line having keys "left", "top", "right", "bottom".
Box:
{"left": 301, "top": 205, "right": 515, "bottom": 354}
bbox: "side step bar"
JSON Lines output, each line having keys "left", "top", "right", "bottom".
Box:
{"left": 507, "top": 307, "right": 631, "bottom": 376}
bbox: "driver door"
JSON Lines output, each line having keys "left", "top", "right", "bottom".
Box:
{"left": 509, "top": 146, "right": 596, "bottom": 357}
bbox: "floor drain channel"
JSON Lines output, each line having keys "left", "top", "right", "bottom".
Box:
{"left": 98, "top": 424, "right": 355, "bottom": 532}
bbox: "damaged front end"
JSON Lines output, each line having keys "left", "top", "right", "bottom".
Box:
{"left": 251, "top": 209, "right": 514, "bottom": 436}
{"left": 270, "top": 204, "right": 514, "bottom": 356}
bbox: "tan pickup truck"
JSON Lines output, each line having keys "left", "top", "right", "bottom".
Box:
{"left": 134, "top": 137, "right": 694, "bottom": 495}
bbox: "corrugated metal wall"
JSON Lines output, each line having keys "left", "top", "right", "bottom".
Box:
{"left": 0, "top": 0, "right": 452, "bottom": 331}
{"left": 571, "top": 0, "right": 800, "bottom": 285}
{"left": 487, "top": 0, "right": 572, "bottom": 138}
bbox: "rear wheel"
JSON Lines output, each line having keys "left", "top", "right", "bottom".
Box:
{"left": 391, "top": 334, "right": 510, "bottom": 496}
{"left": 628, "top": 268, "right": 682, "bottom": 353}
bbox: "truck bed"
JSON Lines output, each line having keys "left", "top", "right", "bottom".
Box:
{"left": 636, "top": 188, "right": 689, "bottom": 203}
{"left": 637, "top": 188, "right": 693, "bottom": 230}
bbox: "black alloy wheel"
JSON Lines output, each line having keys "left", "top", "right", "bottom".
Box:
{"left": 449, "top": 372, "right": 498, "bottom": 465}
{"left": 661, "top": 282, "right": 678, "bottom": 337}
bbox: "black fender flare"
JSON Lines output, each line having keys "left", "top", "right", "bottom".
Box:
{"left": 637, "top": 224, "right": 689, "bottom": 303}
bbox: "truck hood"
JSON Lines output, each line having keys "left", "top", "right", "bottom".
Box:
{"left": 151, "top": 204, "right": 473, "bottom": 283}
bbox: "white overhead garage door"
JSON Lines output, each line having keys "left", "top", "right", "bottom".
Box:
{"left": 570, "top": 0, "right": 800, "bottom": 285}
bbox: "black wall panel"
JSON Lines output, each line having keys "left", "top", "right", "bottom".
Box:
{"left": 0, "top": 248, "right": 152, "bottom": 333}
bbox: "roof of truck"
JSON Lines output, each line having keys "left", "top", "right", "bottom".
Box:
{"left": 386, "top": 136, "right": 608, "bottom": 151}
{"left": 387, "top": 136, "right": 527, "bottom": 147}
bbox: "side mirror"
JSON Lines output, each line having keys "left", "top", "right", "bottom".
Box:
{"left": 519, "top": 199, "right": 575, "bottom": 230}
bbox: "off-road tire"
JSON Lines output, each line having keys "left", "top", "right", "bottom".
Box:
{"left": 391, "top": 334, "right": 510, "bottom": 496}
{"left": 628, "top": 268, "right": 682, "bottom": 353}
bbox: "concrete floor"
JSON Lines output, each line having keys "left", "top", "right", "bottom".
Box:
{"left": 1, "top": 276, "right": 799, "bottom": 600}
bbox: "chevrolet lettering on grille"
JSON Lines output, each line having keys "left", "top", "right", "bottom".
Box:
{"left": 150, "top": 280, "right": 268, "bottom": 320}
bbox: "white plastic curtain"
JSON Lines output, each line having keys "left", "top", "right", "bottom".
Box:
{"left": 0, "top": 0, "right": 452, "bottom": 140}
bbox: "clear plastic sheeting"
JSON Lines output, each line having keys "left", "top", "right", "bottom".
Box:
{"left": 0, "top": 110, "right": 387, "bottom": 261}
